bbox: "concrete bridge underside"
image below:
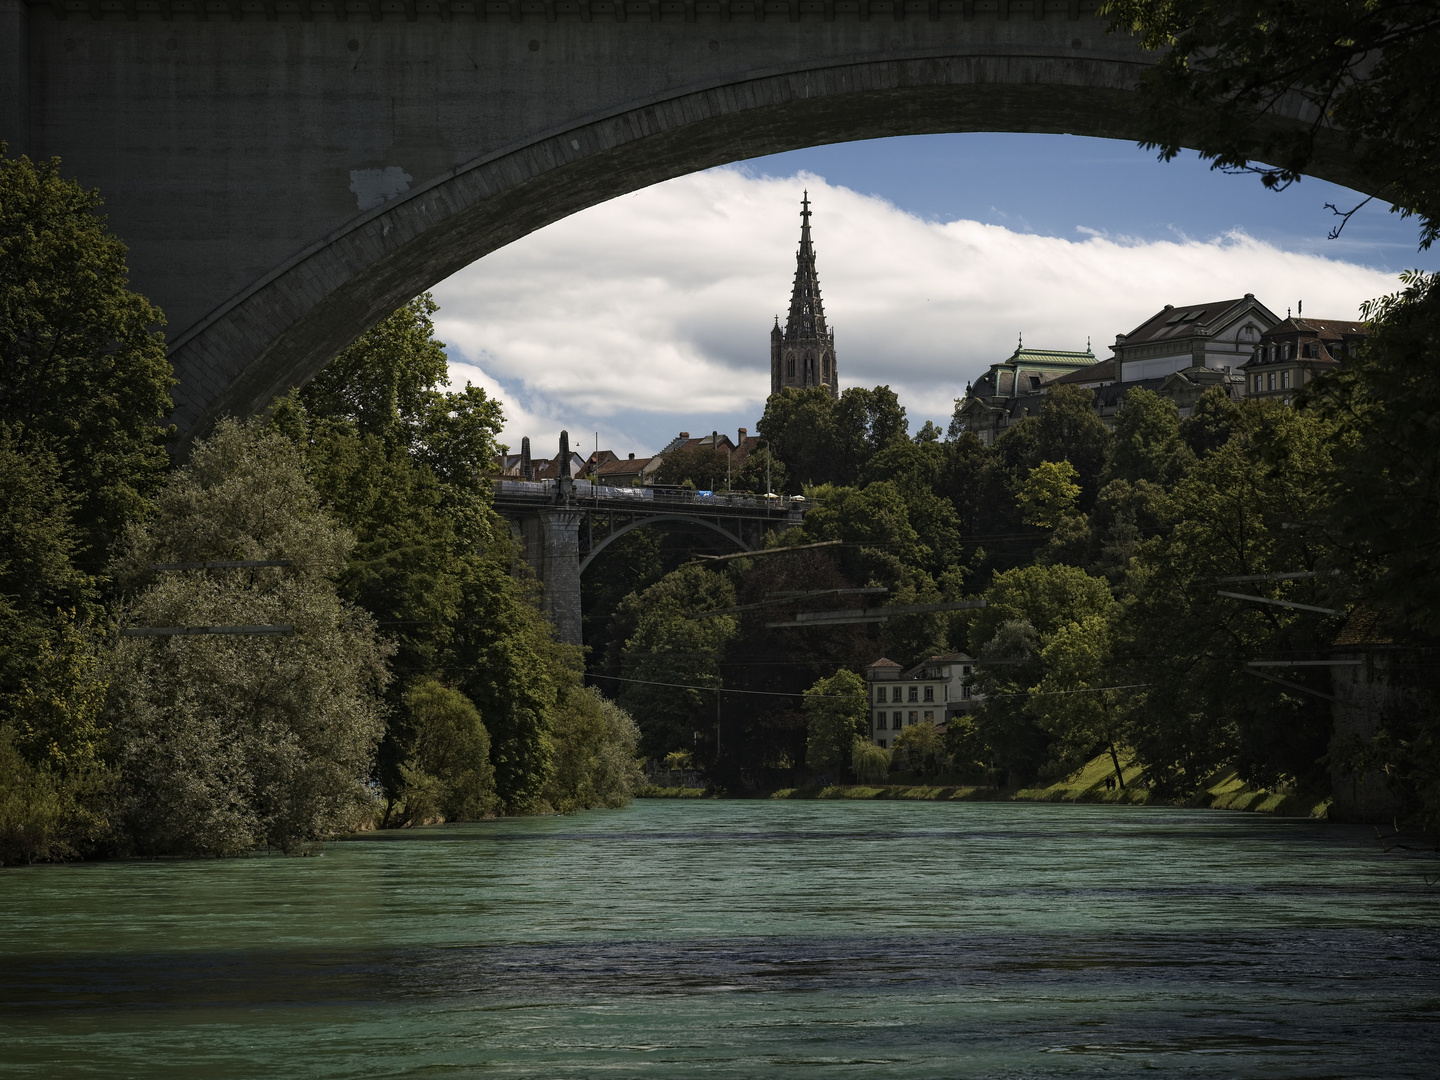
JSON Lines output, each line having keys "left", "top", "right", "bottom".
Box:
{"left": 3, "top": 1, "right": 1371, "bottom": 446}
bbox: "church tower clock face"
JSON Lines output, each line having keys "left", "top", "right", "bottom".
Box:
{"left": 770, "top": 192, "right": 838, "bottom": 401}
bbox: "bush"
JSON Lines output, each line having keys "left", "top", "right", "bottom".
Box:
{"left": 392, "top": 678, "right": 498, "bottom": 824}
{"left": 544, "top": 687, "right": 643, "bottom": 812}
{"left": 107, "top": 420, "right": 388, "bottom": 856}
{"left": 851, "top": 738, "right": 892, "bottom": 784}
{"left": 892, "top": 720, "right": 947, "bottom": 776}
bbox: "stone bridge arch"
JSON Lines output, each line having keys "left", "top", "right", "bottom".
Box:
{"left": 9, "top": 3, "right": 1373, "bottom": 448}
{"left": 579, "top": 514, "right": 753, "bottom": 575}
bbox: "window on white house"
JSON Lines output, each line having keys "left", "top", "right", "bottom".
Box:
{"left": 908, "top": 711, "right": 917, "bottom": 724}
{"left": 923, "top": 687, "right": 934, "bottom": 702}
{"left": 1267, "top": 372, "right": 1276, "bottom": 391}
{"left": 907, "top": 687, "right": 918, "bottom": 702}
{"left": 1281, "top": 371, "right": 1291, "bottom": 389}
{"left": 876, "top": 712, "right": 887, "bottom": 730}
{"left": 893, "top": 712, "right": 903, "bottom": 726}
{"left": 877, "top": 739, "right": 886, "bottom": 749}
{"left": 1254, "top": 374, "right": 1262, "bottom": 393}
{"left": 923, "top": 711, "right": 934, "bottom": 723}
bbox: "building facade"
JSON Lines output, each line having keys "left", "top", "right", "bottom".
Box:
{"left": 1239, "top": 316, "right": 1367, "bottom": 406}
{"left": 953, "top": 343, "right": 1098, "bottom": 445}
{"left": 1113, "top": 295, "right": 1278, "bottom": 383}
{"left": 864, "top": 653, "right": 980, "bottom": 749}
{"left": 771, "top": 192, "right": 838, "bottom": 400}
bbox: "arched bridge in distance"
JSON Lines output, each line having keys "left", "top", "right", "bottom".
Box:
{"left": 3, "top": 1, "right": 1376, "bottom": 451}
{"left": 492, "top": 437, "right": 805, "bottom": 643}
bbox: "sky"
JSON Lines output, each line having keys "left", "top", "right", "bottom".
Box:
{"left": 431, "top": 133, "right": 1433, "bottom": 458}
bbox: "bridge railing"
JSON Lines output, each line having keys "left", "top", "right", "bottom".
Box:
{"left": 493, "top": 478, "right": 804, "bottom": 513}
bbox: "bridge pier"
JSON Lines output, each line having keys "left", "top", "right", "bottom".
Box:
{"left": 517, "top": 510, "right": 584, "bottom": 648}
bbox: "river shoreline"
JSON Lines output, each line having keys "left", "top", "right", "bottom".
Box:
{"left": 638, "top": 750, "right": 1335, "bottom": 819}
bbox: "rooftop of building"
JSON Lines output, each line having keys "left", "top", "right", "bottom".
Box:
{"left": 1260, "top": 316, "right": 1368, "bottom": 341}
{"left": 1051, "top": 357, "right": 1118, "bottom": 386}
{"left": 1117, "top": 295, "right": 1268, "bottom": 348}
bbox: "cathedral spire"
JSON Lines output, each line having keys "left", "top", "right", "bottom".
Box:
{"left": 785, "top": 190, "right": 828, "bottom": 341}
{"left": 770, "top": 193, "right": 838, "bottom": 399}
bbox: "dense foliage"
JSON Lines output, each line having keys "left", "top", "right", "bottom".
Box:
{"left": 0, "top": 153, "right": 640, "bottom": 860}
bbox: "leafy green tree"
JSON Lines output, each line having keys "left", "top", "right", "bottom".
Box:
{"left": 803, "top": 668, "right": 869, "bottom": 778}
{"left": 654, "top": 442, "right": 732, "bottom": 490}
{"left": 544, "top": 686, "right": 643, "bottom": 812}
{"left": 970, "top": 563, "right": 1114, "bottom": 652}
{"left": 298, "top": 294, "right": 450, "bottom": 445}
{"left": 0, "top": 152, "right": 174, "bottom": 556}
{"left": 971, "top": 619, "right": 1050, "bottom": 786}
{"left": 892, "top": 719, "right": 947, "bottom": 777}
{"left": 107, "top": 419, "right": 388, "bottom": 856}
{"left": 1180, "top": 385, "right": 1245, "bottom": 459}
{"left": 450, "top": 552, "right": 568, "bottom": 814}
{"left": 1119, "top": 406, "right": 1341, "bottom": 795}
{"left": 733, "top": 444, "right": 787, "bottom": 495}
{"left": 1105, "top": 0, "right": 1440, "bottom": 249}
{"left": 851, "top": 738, "right": 892, "bottom": 784}
{"left": 1036, "top": 384, "right": 1112, "bottom": 504}
{"left": 615, "top": 564, "right": 737, "bottom": 758}
{"left": 393, "top": 678, "right": 497, "bottom": 824}
{"left": 758, "top": 387, "right": 839, "bottom": 490}
{"left": 1017, "top": 460, "right": 1081, "bottom": 529}
{"left": 1031, "top": 615, "right": 1130, "bottom": 786}
{"left": 1104, "top": 388, "right": 1193, "bottom": 486}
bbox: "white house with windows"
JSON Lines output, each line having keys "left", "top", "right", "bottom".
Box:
{"left": 864, "top": 653, "right": 981, "bottom": 749}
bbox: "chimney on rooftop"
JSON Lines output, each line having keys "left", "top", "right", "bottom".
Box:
{"left": 739, "top": 426, "right": 748, "bottom": 442}
{"left": 628, "top": 452, "right": 635, "bottom": 460}
{"left": 679, "top": 431, "right": 689, "bottom": 439}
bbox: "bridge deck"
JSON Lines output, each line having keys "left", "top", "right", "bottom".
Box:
{"left": 492, "top": 479, "right": 806, "bottom": 523}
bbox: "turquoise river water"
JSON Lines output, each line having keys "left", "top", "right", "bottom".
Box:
{"left": 2, "top": 800, "right": 1438, "bottom": 1078}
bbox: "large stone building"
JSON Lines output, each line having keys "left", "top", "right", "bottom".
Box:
{"left": 1113, "top": 295, "right": 1278, "bottom": 382}
{"left": 1240, "top": 315, "right": 1368, "bottom": 405}
{"left": 771, "top": 193, "right": 838, "bottom": 400}
{"left": 952, "top": 342, "right": 1098, "bottom": 445}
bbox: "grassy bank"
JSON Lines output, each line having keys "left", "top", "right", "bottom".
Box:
{"left": 637, "top": 752, "right": 1331, "bottom": 818}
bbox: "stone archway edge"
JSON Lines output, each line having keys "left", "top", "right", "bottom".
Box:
{"left": 167, "top": 38, "right": 1360, "bottom": 449}
{"left": 169, "top": 38, "right": 1147, "bottom": 360}
{"left": 167, "top": 45, "right": 1158, "bottom": 445}
{"left": 578, "top": 513, "right": 755, "bottom": 574}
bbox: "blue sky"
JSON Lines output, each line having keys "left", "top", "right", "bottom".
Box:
{"left": 750, "top": 134, "right": 1435, "bottom": 274}
{"left": 434, "top": 133, "right": 1422, "bottom": 458}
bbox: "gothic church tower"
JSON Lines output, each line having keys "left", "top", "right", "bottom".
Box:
{"left": 770, "top": 192, "right": 838, "bottom": 400}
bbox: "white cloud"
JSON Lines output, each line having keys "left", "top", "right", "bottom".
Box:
{"left": 431, "top": 166, "right": 1399, "bottom": 456}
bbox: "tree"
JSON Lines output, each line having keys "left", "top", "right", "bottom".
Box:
{"left": 733, "top": 444, "right": 787, "bottom": 495}
{"left": 757, "top": 387, "right": 839, "bottom": 490}
{"left": 0, "top": 152, "right": 174, "bottom": 556}
{"left": 1016, "top": 460, "right": 1081, "bottom": 529}
{"left": 544, "top": 686, "right": 643, "bottom": 812}
{"left": 1036, "top": 384, "right": 1112, "bottom": 505}
{"left": 970, "top": 563, "right": 1115, "bottom": 652}
{"left": 1104, "top": 388, "right": 1192, "bottom": 486}
{"left": 892, "top": 719, "right": 946, "bottom": 777}
{"left": 614, "top": 564, "right": 737, "bottom": 758}
{"left": 803, "top": 668, "right": 869, "bottom": 778}
{"left": 653, "top": 442, "right": 732, "bottom": 490}
{"left": 107, "top": 419, "right": 388, "bottom": 856}
{"left": 1031, "top": 615, "right": 1130, "bottom": 787}
{"left": 392, "top": 678, "right": 497, "bottom": 824}
{"left": 1118, "top": 407, "right": 1341, "bottom": 796}
{"left": 1105, "top": 0, "right": 1440, "bottom": 249}
{"left": 851, "top": 739, "right": 892, "bottom": 784}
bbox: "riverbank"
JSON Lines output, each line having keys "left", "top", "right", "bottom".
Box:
{"left": 639, "top": 751, "right": 1333, "bottom": 818}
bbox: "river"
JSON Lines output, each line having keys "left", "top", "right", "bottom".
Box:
{"left": 2, "top": 800, "right": 1437, "bottom": 1078}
